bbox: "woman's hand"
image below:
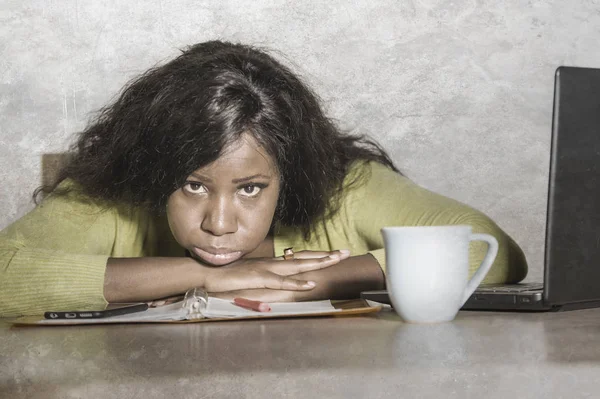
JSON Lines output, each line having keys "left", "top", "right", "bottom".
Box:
{"left": 210, "top": 253, "right": 385, "bottom": 303}
{"left": 202, "top": 249, "right": 350, "bottom": 293}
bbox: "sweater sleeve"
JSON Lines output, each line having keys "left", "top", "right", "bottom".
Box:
{"left": 347, "top": 162, "right": 528, "bottom": 284}
{"left": 0, "top": 186, "right": 120, "bottom": 316}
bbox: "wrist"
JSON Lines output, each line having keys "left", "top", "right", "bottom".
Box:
{"left": 183, "top": 257, "right": 214, "bottom": 290}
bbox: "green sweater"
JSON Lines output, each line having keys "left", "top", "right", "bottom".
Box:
{"left": 0, "top": 162, "right": 527, "bottom": 316}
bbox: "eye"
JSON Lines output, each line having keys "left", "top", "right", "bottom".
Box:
{"left": 238, "top": 184, "right": 263, "bottom": 197}
{"left": 183, "top": 182, "right": 207, "bottom": 195}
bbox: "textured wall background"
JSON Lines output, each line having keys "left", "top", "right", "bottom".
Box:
{"left": 2, "top": 0, "right": 600, "bottom": 282}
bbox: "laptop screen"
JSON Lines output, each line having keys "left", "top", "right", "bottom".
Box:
{"left": 544, "top": 66, "right": 600, "bottom": 304}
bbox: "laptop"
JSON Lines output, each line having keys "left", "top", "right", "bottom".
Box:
{"left": 362, "top": 66, "right": 600, "bottom": 312}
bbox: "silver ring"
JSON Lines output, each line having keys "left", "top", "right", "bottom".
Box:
{"left": 283, "top": 247, "right": 294, "bottom": 260}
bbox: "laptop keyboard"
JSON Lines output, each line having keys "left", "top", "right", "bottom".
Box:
{"left": 475, "top": 283, "right": 544, "bottom": 293}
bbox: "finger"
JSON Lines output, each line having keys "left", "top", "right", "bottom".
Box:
{"left": 205, "top": 269, "right": 317, "bottom": 292}
{"left": 147, "top": 294, "right": 185, "bottom": 307}
{"left": 274, "top": 253, "right": 347, "bottom": 276}
{"left": 264, "top": 275, "right": 317, "bottom": 291}
{"left": 283, "top": 249, "right": 351, "bottom": 261}
{"left": 211, "top": 289, "right": 295, "bottom": 303}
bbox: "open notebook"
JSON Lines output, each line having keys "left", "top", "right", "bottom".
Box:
{"left": 13, "top": 288, "right": 382, "bottom": 325}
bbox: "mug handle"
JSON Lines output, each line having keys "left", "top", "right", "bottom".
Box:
{"left": 460, "top": 233, "right": 499, "bottom": 306}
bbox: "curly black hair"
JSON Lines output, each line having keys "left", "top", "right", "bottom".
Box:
{"left": 37, "top": 40, "right": 399, "bottom": 237}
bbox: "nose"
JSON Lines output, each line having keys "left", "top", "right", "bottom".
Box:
{"left": 200, "top": 195, "right": 238, "bottom": 236}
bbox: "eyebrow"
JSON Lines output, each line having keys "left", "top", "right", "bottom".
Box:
{"left": 231, "top": 174, "right": 272, "bottom": 184}
{"left": 189, "top": 173, "right": 272, "bottom": 184}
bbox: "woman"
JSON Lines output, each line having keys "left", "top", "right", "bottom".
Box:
{"left": 0, "top": 41, "right": 527, "bottom": 316}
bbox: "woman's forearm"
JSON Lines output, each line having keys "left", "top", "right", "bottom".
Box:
{"left": 105, "top": 252, "right": 349, "bottom": 303}
{"left": 294, "top": 253, "right": 385, "bottom": 301}
{"left": 104, "top": 257, "right": 206, "bottom": 302}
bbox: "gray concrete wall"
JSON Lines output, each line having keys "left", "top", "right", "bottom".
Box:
{"left": 2, "top": 0, "right": 600, "bottom": 282}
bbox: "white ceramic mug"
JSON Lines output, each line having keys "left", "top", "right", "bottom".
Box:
{"left": 381, "top": 225, "right": 498, "bottom": 323}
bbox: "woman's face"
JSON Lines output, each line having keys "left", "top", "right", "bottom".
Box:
{"left": 167, "top": 134, "right": 280, "bottom": 266}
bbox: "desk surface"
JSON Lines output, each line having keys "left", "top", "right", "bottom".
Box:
{"left": 2, "top": 307, "right": 600, "bottom": 399}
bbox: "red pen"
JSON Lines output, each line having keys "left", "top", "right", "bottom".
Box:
{"left": 233, "top": 297, "right": 271, "bottom": 312}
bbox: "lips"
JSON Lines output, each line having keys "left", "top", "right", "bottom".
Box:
{"left": 191, "top": 246, "right": 244, "bottom": 266}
